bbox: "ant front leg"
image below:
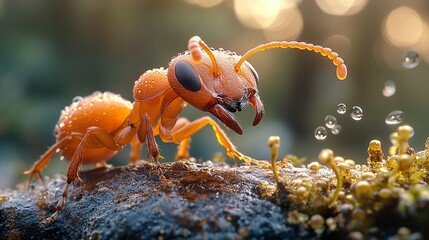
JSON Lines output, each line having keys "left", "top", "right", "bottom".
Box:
{"left": 169, "top": 116, "right": 254, "bottom": 165}
{"left": 158, "top": 98, "right": 254, "bottom": 165}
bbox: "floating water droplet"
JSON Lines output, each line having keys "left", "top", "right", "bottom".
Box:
{"left": 324, "top": 115, "right": 337, "bottom": 129}
{"left": 314, "top": 126, "right": 328, "bottom": 140}
{"left": 350, "top": 106, "right": 363, "bottom": 121}
{"left": 72, "top": 96, "right": 83, "bottom": 103}
{"left": 331, "top": 124, "right": 342, "bottom": 135}
{"left": 382, "top": 80, "right": 396, "bottom": 97}
{"left": 385, "top": 110, "right": 404, "bottom": 125}
{"left": 337, "top": 103, "right": 347, "bottom": 114}
{"left": 401, "top": 51, "right": 420, "bottom": 69}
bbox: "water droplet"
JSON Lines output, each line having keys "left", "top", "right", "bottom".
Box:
{"left": 72, "top": 96, "right": 83, "bottom": 103}
{"left": 324, "top": 115, "right": 337, "bottom": 129}
{"left": 314, "top": 126, "right": 328, "bottom": 140}
{"left": 385, "top": 110, "right": 404, "bottom": 125}
{"left": 382, "top": 80, "right": 396, "bottom": 97}
{"left": 331, "top": 124, "right": 342, "bottom": 135}
{"left": 350, "top": 106, "right": 363, "bottom": 121}
{"left": 401, "top": 51, "right": 420, "bottom": 69}
{"left": 337, "top": 103, "right": 347, "bottom": 114}
{"left": 60, "top": 156, "right": 65, "bottom": 161}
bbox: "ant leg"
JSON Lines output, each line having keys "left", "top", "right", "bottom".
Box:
{"left": 158, "top": 97, "right": 254, "bottom": 165}
{"left": 140, "top": 113, "right": 164, "bottom": 179}
{"left": 172, "top": 118, "right": 191, "bottom": 160}
{"left": 24, "top": 134, "right": 83, "bottom": 190}
{"left": 165, "top": 116, "right": 254, "bottom": 165}
{"left": 128, "top": 136, "right": 142, "bottom": 164}
{"left": 176, "top": 137, "right": 191, "bottom": 160}
{"left": 45, "top": 126, "right": 126, "bottom": 222}
{"left": 43, "top": 183, "right": 70, "bottom": 224}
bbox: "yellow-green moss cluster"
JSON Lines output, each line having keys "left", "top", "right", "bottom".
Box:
{"left": 262, "top": 124, "right": 429, "bottom": 238}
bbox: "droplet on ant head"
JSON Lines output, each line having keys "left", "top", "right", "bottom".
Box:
{"left": 401, "top": 51, "right": 420, "bottom": 69}
{"left": 382, "top": 80, "right": 396, "bottom": 97}
{"left": 324, "top": 115, "right": 337, "bottom": 129}
{"left": 385, "top": 110, "right": 404, "bottom": 125}
{"left": 314, "top": 126, "right": 328, "bottom": 140}
{"left": 331, "top": 124, "right": 342, "bottom": 135}
{"left": 337, "top": 103, "right": 347, "bottom": 115}
{"left": 350, "top": 106, "right": 363, "bottom": 121}
{"left": 72, "top": 96, "right": 83, "bottom": 103}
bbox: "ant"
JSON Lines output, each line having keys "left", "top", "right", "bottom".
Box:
{"left": 24, "top": 36, "right": 347, "bottom": 222}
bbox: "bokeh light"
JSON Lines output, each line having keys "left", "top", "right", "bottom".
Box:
{"left": 323, "top": 34, "right": 352, "bottom": 56}
{"left": 234, "top": 0, "right": 284, "bottom": 29}
{"left": 383, "top": 6, "right": 424, "bottom": 47}
{"left": 315, "top": 0, "right": 368, "bottom": 16}
{"left": 263, "top": 6, "right": 303, "bottom": 40}
{"left": 185, "top": 0, "right": 224, "bottom": 8}
{"left": 418, "top": 22, "right": 429, "bottom": 64}
{"left": 233, "top": 0, "right": 302, "bottom": 31}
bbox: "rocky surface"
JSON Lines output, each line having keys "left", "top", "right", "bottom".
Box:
{"left": 0, "top": 161, "right": 309, "bottom": 240}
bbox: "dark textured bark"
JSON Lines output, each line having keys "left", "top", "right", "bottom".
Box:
{"left": 0, "top": 161, "right": 301, "bottom": 240}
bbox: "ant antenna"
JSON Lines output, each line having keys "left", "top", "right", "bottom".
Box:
{"left": 234, "top": 41, "right": 347, "bottom": 80}
{"left": 188, "top": 36, "right": 219, "bottom": 77}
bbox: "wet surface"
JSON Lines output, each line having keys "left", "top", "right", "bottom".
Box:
{"left": 0, "top": 161, "right": 303, "bottom": 239}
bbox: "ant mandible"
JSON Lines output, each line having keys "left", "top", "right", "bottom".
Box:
{"left": 25, "top": 36, "right": 347, "bottom": 222}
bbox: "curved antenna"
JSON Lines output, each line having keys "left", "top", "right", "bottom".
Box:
{"left": 188, "top": 36, "right": 219, "bottom": 77}
{"left": 234, "top": 41, "right": 347, "bottom": 80}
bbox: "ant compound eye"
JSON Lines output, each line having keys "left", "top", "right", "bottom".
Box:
{"left": 175, "top": 61, "right": 201, "bottom": 92}
{"left": 245, "top": 61, "right": 259, "bottom": 85}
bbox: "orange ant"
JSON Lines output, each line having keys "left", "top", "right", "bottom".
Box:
{"left": 24, "top": 36, "right": 347, "bottom": 222}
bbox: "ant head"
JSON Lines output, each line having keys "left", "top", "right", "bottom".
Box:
{"left": 167, "top": 36, "right": 348, "bottom": 135}
{"left": 167, "top": 36, "right": 264, "bottom": 135}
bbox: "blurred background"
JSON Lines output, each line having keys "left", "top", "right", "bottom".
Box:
{"left": 1, "top": 0, "right": 428, "bottom": 188}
